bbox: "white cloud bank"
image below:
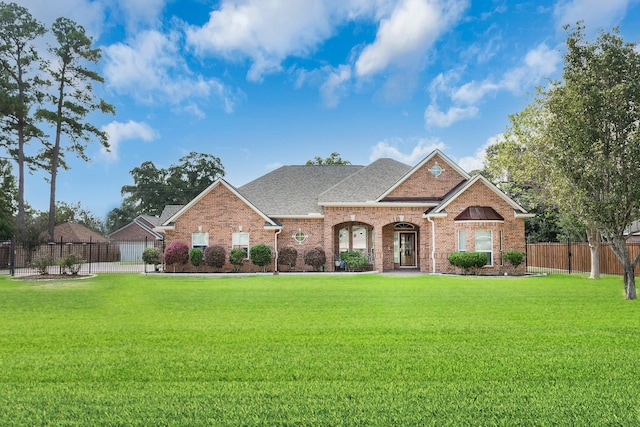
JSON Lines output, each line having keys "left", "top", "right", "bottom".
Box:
{"left": 100, "top": 120, "right": 158, "bottom": 161}
{"left": 426, "top": 43, "right": 562, "bottom": 128}
{"left": 370, "top": 137, "right": 446, "bottom": 164}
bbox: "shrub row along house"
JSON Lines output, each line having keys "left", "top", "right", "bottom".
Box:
{"left": 157, "top": 150, "right": 532, "bottom": 273}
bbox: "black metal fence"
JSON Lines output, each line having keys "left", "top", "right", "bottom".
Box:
{"left": 0, "top": 237, "right": 164, "bottom": 276}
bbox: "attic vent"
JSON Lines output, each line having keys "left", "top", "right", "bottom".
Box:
{"left": 429, "top": 162, "right": 443, "bottom": 177}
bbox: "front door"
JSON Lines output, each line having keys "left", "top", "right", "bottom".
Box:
{"left": 399, "top": 232, "right": 416, "bottom": 267}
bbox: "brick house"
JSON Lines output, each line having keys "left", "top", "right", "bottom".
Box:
{"left": 158, "top": 150, "right": 533, "bottom": 273}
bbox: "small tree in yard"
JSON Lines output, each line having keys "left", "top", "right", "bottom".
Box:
{"left": 250, "top": 244, "right": 272, "bottom": 272}
{"left": 204, "top": 245, "right": 226, "bottom": 271}
{"left": 164, "top": 242, "right": 189, "bottom": 272}
{"left": 142, "top": 247, "right": 162, "bottom": 271}
{"left": 189, "top": 248, "right": 203, "bottom": 272}
{"left": 229, "top": 248, "right": 246, "bottom": 272}
{"left": 278, "top": 246, "right": 298, "bottom": 271}
{"left": 503, "top": 250, "right": 526, "bottom": 275}
{"left": 304, "top": 247, "right": 326, "bottom": 271}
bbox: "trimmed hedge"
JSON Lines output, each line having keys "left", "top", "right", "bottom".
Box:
{"left": 448, "top": 252, "right": 488, "bottom": 275}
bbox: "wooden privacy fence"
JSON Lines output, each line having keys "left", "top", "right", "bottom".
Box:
{"left": 526, "top": 242, "right": 640, "bottom": 275}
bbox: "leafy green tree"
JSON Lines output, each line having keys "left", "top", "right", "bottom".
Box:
{"left": 250, "top": 243, "right": 272, "bottom": 272}
{"left": 0, "top": 159, "right": 17, "bottom": 238}
{"left": 189, "top": 247, "right": 203, "bottom": 272}
{"left": 121, "top": 152, "right": 225, "bottom": 216}
{"left": 544, "top": 24, "right": 640, "bottom": 299}
{"left": 43, "top": 201, "right": 105, "bottom": 234}
{"left": 229, "top": 248, "right": 245, "bottom": 272}
{"left": 306, "top": 152, "right": 351, "bottom": 165}
{"left": 120, "top": 161, "right": 168, "bottom": 216}
{"left": 166, "top": 152, "right": 225, "bottom": 202}
{"left": 36, "top": 17, "right": 115, "bottom": 241}
{"left": 502, "top": 24, "right": 640, "bottom": 298}
{"left": 105, "top": 198, "right": 138, "bottom": 234}
{"left": 0, "top": 2, "right": 46, "bottom": 235}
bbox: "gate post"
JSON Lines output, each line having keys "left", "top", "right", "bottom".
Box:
{"left": 10, "top": 237, "right": 16, "bottom": 276}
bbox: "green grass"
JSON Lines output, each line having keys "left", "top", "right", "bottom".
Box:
{"left": 0, "top": 273, "right": 639, "bottom": 426}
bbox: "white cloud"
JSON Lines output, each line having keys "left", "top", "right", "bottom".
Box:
{"left": 425, "top": 43, "right": 561, "bottom": 128}
{"left": 186, "top": 0, "right": 338, "bottom": 82}
{"left": 455, "top": 135, "right": 499, "bottom": 173}
{"left": 103, "top": 30, "right": 242, "bottom": 113}
{"left": 12, "top": 0, "right": 106, "bottom": 36}
{"left": 186, "top": 0, "right": 467, "bottom": 84}
{"left": 355, "top": 0, "right": 468, "bottom": 77}
{"left": 370, "top": 137, "right": 446, "bottom": 164}
{"left": 320, "top": 65, "right": 352, "bottom": 108}
{"left": 101, "top": 120, "right": 158, "bottom": 161}
{"left": 112, "top": 0, "right": 169, "bottom": 32}
{"left": 554, "top": 0, "right": 632, "bottom": 29}
{"left": 424, "top": 104, "right": 478, "bottom": 127}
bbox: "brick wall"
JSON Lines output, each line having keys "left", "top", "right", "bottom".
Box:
{"left": 387, "top": 153, "right": 466, "bottom": 199}
{"left": 430, "top": 180, "right": 526, "bottom": 274}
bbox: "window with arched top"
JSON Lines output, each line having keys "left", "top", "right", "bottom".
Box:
{"left": 394, "top": 223, "right": 415, "bottom": 230}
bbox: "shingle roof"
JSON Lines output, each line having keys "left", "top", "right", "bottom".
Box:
{"left": 318, "top": 158, "right": 413, "bottom": 204}
{"left": 158, "top": 205, "right": 184, "bottom": 224}
{"left": 238, "top": 165, "right": 364, "bottom": 216}
{"left": 47, "top": 222, "right": 108, "bottom": 243}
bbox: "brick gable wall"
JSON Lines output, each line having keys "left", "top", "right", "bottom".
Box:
{"left": 430, "top": 180, "right": 526, "bottom": 274}
{"left": 387, "top": 153, "right": 466, "bottom": 199}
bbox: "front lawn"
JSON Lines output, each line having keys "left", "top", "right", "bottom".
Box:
{"left": 0, "top": 273, "right": 638, "bottom": 425}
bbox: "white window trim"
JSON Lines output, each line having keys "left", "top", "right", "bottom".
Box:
{"left": 232, "top": 231, "right": 250, "bottom": 259}
{"left": 475, "top": 230, "right": 493, "bottom": 267}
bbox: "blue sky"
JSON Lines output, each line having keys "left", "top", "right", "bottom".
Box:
{"left": 12, "top": 0, "right": 640, "bottom": 219}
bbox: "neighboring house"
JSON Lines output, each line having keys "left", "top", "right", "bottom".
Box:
{"left": 158, "top": 150, "right": 533, "bottom": 273}
{"left": 108, "top": 206, "right": 183, "bottom": 262}
{"left": 48, "top": 222, "right": 108, "bottom": 243}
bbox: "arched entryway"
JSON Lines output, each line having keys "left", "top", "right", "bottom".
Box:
{"left": 382, "top": 222, "right": 420, "bottom": 270}
{"left": 334, "top": 221, "right": 374, "bottom": 264}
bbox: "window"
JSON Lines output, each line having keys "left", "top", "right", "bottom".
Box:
{"left": 232, "top": 231, "right": 249, "bottom": 258}
{"left": 475, "top": 230, "right": 493, "bottom": 266}
{"left": 293, "top": 229, "right": 307, "bottom": 244}
{"left": 352, "top": 225, "right": 368, "bottom": 255}
{"left": 458, "top": 230, "right": 467, "bottom": 252}
{"left": 192, "top": 231, "right": 208, "bottom": 251}
{"left": 429, "top": 162, "right": 443, "bottom": 177}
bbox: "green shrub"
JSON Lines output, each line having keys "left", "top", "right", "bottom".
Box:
{"left": 304, "top": 247, "right": 326, "bottom": 271}
{"left": 340, "top": 251, "right": 369, "bottom": 271}
{"left": 164, "top": 242, "right": 190, "bottom": 272}
{"left": 229, "top": 248, "right": 246, "bottom": 272}
{"left": 30, "top": 255, "right": 54, "bottom": 275}
{"left": 448, "top": 252, "right": 488, "bottom": 275}
{"left": 57, "top": 253, "right": 84, "bottom": 275}
{"left": 250, "top": 244, "right": 272, "bottom": 272}
{"left": 503, "top": 250, "right": 526, "bottom": 273}
{"left": 204, "top": 245, "right": 226, "bottom": 271}
{"left": 142, "top": 247, "right": 162, "bottom": 268}
{"left": 278, "top": 246, "right": 298, "bottom": 271}
{"left": 189, "top": 248, "right": 204, "bottom": 271}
